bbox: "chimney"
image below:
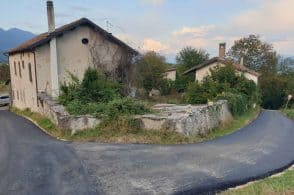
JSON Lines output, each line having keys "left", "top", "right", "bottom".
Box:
{"left": 219, "top": 43, "right": 226, "bottom": 59}
{"left": 47, "top": 1, "right": 55, "bottom": 33}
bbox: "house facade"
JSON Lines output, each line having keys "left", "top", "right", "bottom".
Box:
{"left": 183, "top": 43, "right": 260, "bottom": 84}
{"left": 164, "top": 68, "right": 176, "bottom": 81}
{"left": 8, "top": 1, "right": 138, "bottom": 112}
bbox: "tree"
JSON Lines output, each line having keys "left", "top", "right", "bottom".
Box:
{"left": 176, "top": 47, "right": 209, "bottom": 72}
{"left": 227, "top": 35, "right": 277, "bottom": 73}
{"left": 132, "top": 51, "right": 168, "bottom": 93}
{"left": 0, "top": 64, "right": 10, "bottom": 83}
{"left": 175, "top": 47, "right": 209, "bottom": 92}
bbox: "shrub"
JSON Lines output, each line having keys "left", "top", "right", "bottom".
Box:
{"left": 186, "top": 82, "right": 208, "bottom": 104}
{"left": 59, "top": 68, "right": 150, "bottom": 118}
{"left": 216, "top": 92, "right": 248, "bottom": 116}
{"left": 104, "top": 98, "right": 150, "bottom": 119}
{"left": 185, "top": 64, "right": 260, "bottom": 116}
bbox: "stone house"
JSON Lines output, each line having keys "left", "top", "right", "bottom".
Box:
{"left": 8, "top": 1, "right": 138, "bottom": 113}
{"left": 164, "top": 67, "right": 176, "bottom": 81}
{"left": 183, "top": 43, "right": 260, "bottom": 84}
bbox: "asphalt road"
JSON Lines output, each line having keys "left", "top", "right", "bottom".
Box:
{"left": 0, "top": 110, "right": 294, "bottom": 194}
{"left": 0, "top": 110, "right": 97, "bottom": 195}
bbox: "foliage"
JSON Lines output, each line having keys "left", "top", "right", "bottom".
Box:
{"left": 283, "top": 109, "right": 294, "bottom": 120}
{"left": 216, "top": 92, "right": 248, "bottom": 116}
{"left": 222, "top": 169, "right": 294, "bottom": 195}
{"left": 104, "top": 98, "right": 150, "bottom": 120}
{"left": 132, "top": 51, "right": 169, "bottom": 94}
{"left": 227, "top": 35, "right": 294, "bottom": 109}
{"left": 175, "top": 47, "right": 209, "bottom": 92}
{"left": 186, "top": 64, "right": 259, "bottom": 116}
{"left": 227, "top": 34, "right": 278, "bottom": 72}
{"left": 0, "top": 63, "right": 10, "bottom": 82}
{"left": 176, "top": 47, "right": 209, "bottom": 72}
{"left": 259, "top": 74, "right": 288, "bottom": 109}
{"left": 59, "top": 68, "right": 150, "bottom": 118}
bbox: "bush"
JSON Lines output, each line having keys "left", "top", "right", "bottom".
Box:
{"left": 216, "top": 92, "right": 248, "bottom": 116}
{"left": 185, "top": 64, "right": 260, "bottom": 116}
{"left": 59, "top": 68, "right": 150, "bottom": 118}
{"left": 104, "top": 98, "right": 150, "bottom": 119}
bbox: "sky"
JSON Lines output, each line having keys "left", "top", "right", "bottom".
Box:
{"left": 1, "top": 0, "right": 294, "bottom": 62}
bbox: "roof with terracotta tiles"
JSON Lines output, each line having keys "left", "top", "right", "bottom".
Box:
{"left": 183, "top": 57, "right": 260, "bottom": 77}
{"left": 8, "top": 18, "right": 138, "bottom": 55}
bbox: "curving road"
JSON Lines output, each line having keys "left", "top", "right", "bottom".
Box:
{"left": 0, "top": 110, "right": 294, "bottom": 194}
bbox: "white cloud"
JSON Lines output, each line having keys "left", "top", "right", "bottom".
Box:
{"left": 142, "top": 39, "right": 170, "bottom": 53}
{"left": 172, "top": 25, "right": 215, "bottom": 38}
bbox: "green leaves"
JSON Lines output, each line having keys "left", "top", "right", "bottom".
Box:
{"left": 185, "top": 65, "right": 260, "bottom": 116}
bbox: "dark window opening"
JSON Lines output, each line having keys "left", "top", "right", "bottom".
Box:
{"left": 22, "top": 61, "right": 25, "bottom": 69}
{"left": 18, "top": 62, "right": 22, "bottom": 78}
{"left": 81, "top": 38, "right": 89, "bottom": 45}
{"left": 28, "top": 63, "right": 33, "bottom": 82}
{"left": 14, "top": 62, "right": 17, "bottom": 75}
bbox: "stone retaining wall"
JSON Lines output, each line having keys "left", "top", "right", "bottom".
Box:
{"left": 137, "top": 100, "right": 232, "bottom": 136}
{"left": 38, "top": 93, "right": 101, "bottom": 134}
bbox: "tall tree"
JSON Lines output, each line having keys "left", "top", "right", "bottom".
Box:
{"left": 132, "top": 51, "right": 168, "bottom": 92}
{"left": 227, "top": 35, "right": 278, "bottom": 73}
{"left": 175, "top": 47, "right": 209, "bottom": 92}
{"left": 176, "top": 47, "right": 209, "bottom": 73}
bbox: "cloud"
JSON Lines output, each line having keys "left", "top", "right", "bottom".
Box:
{"left": 172, "top": 25, "right": 215, "bottom": 38}
{"left": 227, "top": 0, "right": 294, "bottom": 35}
{"left": 142, "top": 39, "right": 170, "bottom": 53}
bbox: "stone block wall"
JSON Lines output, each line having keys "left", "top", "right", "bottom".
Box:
{"left": 137, "top": 100, "right": 232, "bottom": 136}
{"left": 38, "top": 92, "right": 101, "bottom": 134}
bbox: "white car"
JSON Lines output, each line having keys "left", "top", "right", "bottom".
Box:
{"left": 0, "top": 94, "right": 10, "bottom": 106}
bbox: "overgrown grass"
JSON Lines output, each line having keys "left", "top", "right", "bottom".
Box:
{"left": 0, "top": 82, "right": 8, "bottom": 93}
{"left": 207, "top": 107, "right": 260, "bottom": 140}
{"left": 11, "top": 107, "right": 260, "bottom": 144}
{"left": 221, "top": 167, "right": 294, "bottom": 195}
{"left": 11, "top": 108, "right": 71, "bottom": 139}
{"left": 283, "top": 109, "right": 294, "bottom": 120}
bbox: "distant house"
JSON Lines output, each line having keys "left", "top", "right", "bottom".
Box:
{"left": 8, "top": 1, "right": 138, "bottom": 112}
{"left": 183, "top": 43, "right": 260, "bottom": 84}
{"left": 164, "top": 67, "right": 176, "bottom": 81}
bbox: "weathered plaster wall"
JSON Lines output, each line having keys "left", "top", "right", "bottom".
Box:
{"left": 137, "top": 100, "right": 232, "bottom": 136}
{"left": 9, "top": 52, "right": 38, "bottom": 112}
{"left": 35, "top": 44, "right": 51, "bottom": 95}
{"left": 195, "top": 62, "right": 224, "bottom": 82}
{"left": 164, "top": 70, "right": 176, "bottom": 81}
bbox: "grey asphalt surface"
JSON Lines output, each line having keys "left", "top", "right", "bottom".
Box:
{"left": 0, "top": 109, "right": 294, "bottom": 195}
{"left": 0, "top": 110, "right": 97, "bottom": 195}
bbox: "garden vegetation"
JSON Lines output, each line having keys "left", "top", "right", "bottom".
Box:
{"left": 186, "top": 64, "right": 260, "bottom": 116}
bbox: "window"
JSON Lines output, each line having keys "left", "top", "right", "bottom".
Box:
{"left": 28, "top": 63, "right": 33, "bottom": 82}
{"left": 81, "top": 38, "right": 89, "bottom": 44}
{"left": 18, "top": 62, "right": 22, "bottom": 78}
{"left": 17, "top": 91, "right": 19, "bottom": 100}
{"left": 22, "top": 61, "right": 25, "bottom": 69}
{"left": 14, "top": 62, "right": 17, "bottom": 75}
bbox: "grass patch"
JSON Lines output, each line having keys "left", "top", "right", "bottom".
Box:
{"left": 282, "top": 109, "right": 294, "bottom": 120}
{"left": 11, "top": 107, "right": 260, "bottom": 145}
{"left": 207, "top": 107, "right": 260, "bottom": 140}
{"left": 0, "top": 82, "right": 8, "bottom": 93}
{"left": 221, "top": 167, "right": 294, "bottom": 195}
{"left": 11, "top": 108, "right": 71, "bottom": 139}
